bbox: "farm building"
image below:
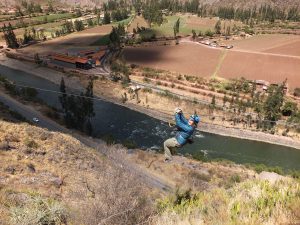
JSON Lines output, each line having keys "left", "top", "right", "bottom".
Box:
{"left": 51, "top": 54, "right": 93, "bottom": 70}
{"left": 78, "top": 48, "right": 107, "bottom": 66}
{"left": 254, "top": 80, "right": 270, "bottom": 92}
{"left": 253, "top": 80, "right": 288, "bottom": 93}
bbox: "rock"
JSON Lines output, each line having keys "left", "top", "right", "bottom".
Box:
{"left": 0, "top": 141, "right": 10, "bottom": 151}
{"left": 27, "top": 163, "right": 36, "bottom": 173}
{"left": 50, "top": 177, "right": 63, "bottom": 188}
{"left": 258, "top": 171, "right": 285, "bottom": 184}
{"left": 5, "top": 166, "right": 16, "bottom": 175}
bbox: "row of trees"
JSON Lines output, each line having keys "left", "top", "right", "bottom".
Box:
{"left": 133, "top": 0, "right": 300, "bottom": 23}
{"left": 220, "top": 80, "right": 299, "bottom": 130}
{"left": 1, "top": 18, "right": 86, "bottom": 48}
{"left": 215, "top": 5, "right": 300, "bottom": 23}
{"left": 53, "top": 20, "right": 85, "bottom": 38}
{"left": 103, "top": 9, "right": 129, "bottom": 24}
{"left": 111, "top": 9, "right": 129, "bottom": 22}
{"left": 17, "top": 1, "right": 43, "bottom": 16}
{"left": 59, "top": 78, "right": 95, "bottom": 135}
{"left": 103, "top": 0, "right": 129, "bottom": 11}
{"left": 142, "top": 1, "right": 164, "bottom": 26}
{"left": 2, "top": 23, "right": 19, "bottom": 48}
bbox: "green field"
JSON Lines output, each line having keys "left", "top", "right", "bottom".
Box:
{"left": 152, "top": 15, "right": 211, "bottom": 37}
{"left": 91, "top": 16, "right": 135, "bottom": 46}
{"left": 0, "top": 21, "right": 65, "bottom": 42}
{"left": 91, "top": 34, "right": 110, "bottom": 46}
{"left": 32, "top": 13, "right": 75, "bottom": 23}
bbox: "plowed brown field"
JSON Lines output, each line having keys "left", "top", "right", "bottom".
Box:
{"left": 124, "top": 44, "right": 222, "bottom": 77}
{"left": 219, "top": 51, "right": 300, "bottom": 87}
{"left": 124, "top": 42, "right": 300, "bottom": 89}
{"left": 263, "top": 40, "right": 300, "bottom": 57}
{"left": 19, "top": 25, "right": 113, "bottom": 55}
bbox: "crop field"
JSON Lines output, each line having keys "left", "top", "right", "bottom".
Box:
{"left": 19, "top": 24, "right": 113, "bottom": 55}
{"left": 219, "top": 51, "right": 300, "bottom": 88}
{"left": 32, "top": 13, "right": 74, "bottom": 23}
{"left": 263, "top": 39, "right": 300, "bottom": 57}
{"left": 150, "top": 15, "right": 242, "bottom": 37}
{"left": 226, "top": 34, "right": 300, "bottom": 52}
{"left": 0, "top": 21, "right": 65, "bottom": 43}
{"left": 124, "top": 43, "right": 222, "bottom": 77}
{"left": 127, "top": 16, "right": 149, "bottom": 33}
{"left": 124, "top": 40, "right": 300, "bottom": 89}
{"left": 0, "top": 13, "right": 74, "bottom": 28}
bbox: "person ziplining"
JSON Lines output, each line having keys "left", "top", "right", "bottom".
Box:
{"left": 163, "top": 108, "right": 200, "bottom": 162}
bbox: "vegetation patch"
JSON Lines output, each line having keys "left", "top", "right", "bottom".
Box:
{"left": 156, "top": 179, "right": 300, "bottom": 225}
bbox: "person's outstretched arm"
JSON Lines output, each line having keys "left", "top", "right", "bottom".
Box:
{"left": 180, "top": 113, "right": 189, "bottom": 125}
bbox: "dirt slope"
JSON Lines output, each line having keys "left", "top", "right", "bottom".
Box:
{"left": 0, "top": 120, "right": 153, "bottom": 225}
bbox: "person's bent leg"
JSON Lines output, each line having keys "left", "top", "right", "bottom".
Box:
{"left": 164, "top": 137, "right": 179, "bottom": 160}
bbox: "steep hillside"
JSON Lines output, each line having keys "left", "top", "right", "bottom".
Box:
{"left": 0, "top": 120, "right": 153, "bottom": 225}
{"left": 9, "top": 0, "right": 300, "bottom": 8}
{"left": 0, "top": 118, "right": 299, "bottom": 225}
{"left": 207, "top": 0, "right": 300, "bottom": 8}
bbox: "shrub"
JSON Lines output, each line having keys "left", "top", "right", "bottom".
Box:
{"left": 156, "top": 179, "right": 300, "bottom": 225}
{"left": 102, "top": 134, "right": 115, "bottom": 145}
{"left": 282, "top": 101, "right": 297, "bottom": 117}
{"left": 122, "top": 139, "right": 137, "bottom": 149}
{"left": 10, "top": 195, "right": 68, "bottom": 225}
{"left": 143, "top": 77, "right": 150, "bottom": 83}
{"left": 230, "top": 174, "right": 241, "bottom": 183}
{"left": 293, "top": 88, "right": 300, "bottom": 97}
{"left": 142, "top": 88, "right": 152, "bottom": 93}
{"left": 24, "top": 138, "right": 39, "bottom": 149}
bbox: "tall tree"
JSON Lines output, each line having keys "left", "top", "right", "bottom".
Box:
{"left": 74, "top": 20, "right": 84, "bottom": 31}
{"left": 84, "top": 78, "right": 95, "bottom": 135}
{"left": 215, "top": 20, "right": 221, "bottom": 34}
{"left": 263, "top": 81, "right": 286, "bottom": 125}
{"left": 192, "top": 29, "right": 197, "bottom": 40}
{"left": 103, "top": 11, "right": 111, "bottom": 24}
{"left": 2, "top": 23, "right": 19, "bottom": 49}
{"left": 173, "top": 18, "right": 180, "bottom": 38}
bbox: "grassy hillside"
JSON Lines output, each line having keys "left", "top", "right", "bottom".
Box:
{"left": 0, "top": 120, "right": 153, "bottom": 225}
{"left": 0, "top": 118, "right": 299, "bottom": 225}
{"left": 155, "top": 179, "right": 300, "bottom": 224}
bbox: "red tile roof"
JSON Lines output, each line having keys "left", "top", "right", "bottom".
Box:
{"left": 52, "top": 54, "right": 89, "bottom": 64}
{"left": 89, "top": 50, "right": 106, "bottom": 60}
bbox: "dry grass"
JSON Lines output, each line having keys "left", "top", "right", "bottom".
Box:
{"left": 0, "top": 120, "right": 153, "bottom": 225}
{"left": 127, "top": 150, "right": 254, "bottom": 192}
{"left": 154, "top": 179, "right": 300, "bottom": 225}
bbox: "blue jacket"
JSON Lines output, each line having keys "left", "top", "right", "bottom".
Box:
{"left": 175, "top": 113, "right": 196, "bottom": 145}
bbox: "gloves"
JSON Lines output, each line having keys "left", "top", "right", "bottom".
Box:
{"left": 175, "top": 107, "right": 182, "bottom": 114}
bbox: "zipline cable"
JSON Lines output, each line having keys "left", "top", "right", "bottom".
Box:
{"left": 2, "top": 81, "right": 299, "bottom": 127}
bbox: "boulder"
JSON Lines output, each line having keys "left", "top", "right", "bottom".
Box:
{"left": 258, "top": 171, "right": 285, "bottom": 184}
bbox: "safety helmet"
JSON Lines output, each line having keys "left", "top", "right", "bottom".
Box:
{"left": 190, "top": 115, "right": 200, "bottom": 124}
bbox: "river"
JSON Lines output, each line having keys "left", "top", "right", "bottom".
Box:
{"left": 1, "top": 64, "right": 300, "bottom": 170}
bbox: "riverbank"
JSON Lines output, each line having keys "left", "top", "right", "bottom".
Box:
{"left": 1, "top": 53, "right": 300, "bottom": 150}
